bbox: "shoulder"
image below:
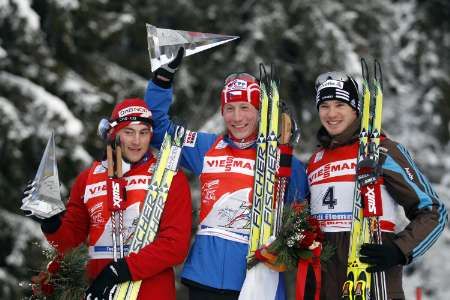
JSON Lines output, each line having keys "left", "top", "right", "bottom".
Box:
{"left": 379, "top": 138, "right": 412, "bottom": 164}
{"left": 74, "top": 164, "right": 97, "bottom": 185}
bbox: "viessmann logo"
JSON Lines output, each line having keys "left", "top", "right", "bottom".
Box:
{"left": 203, "top": 156, "right": 254, "bottom": 176}
{"left": 308, "top": 159, "right": 357, "bottom": 184}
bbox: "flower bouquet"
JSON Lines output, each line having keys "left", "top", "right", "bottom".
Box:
{"left": 30, "top": 244, "right": 88, "bottom": 299}
{"left": 265, "top": 202, "right": 333, "bottom": 270}
{"left": 249, "top": 202, "right": 333, "bottom": 300}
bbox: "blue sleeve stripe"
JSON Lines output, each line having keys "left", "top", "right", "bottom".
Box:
{"left": 382, "top": 155, "right": 433, "bottom": 209}
{"left": 412, "top": 203, "right": 448, "bottom": 258}
{"left": 397, "top": 144, "right": 438, "bottom": 198}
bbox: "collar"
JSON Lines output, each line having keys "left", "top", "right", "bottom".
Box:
{"left": 223, "top": 134, "right": 257, "bottom": 149}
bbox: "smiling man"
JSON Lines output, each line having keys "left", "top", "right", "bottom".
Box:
{"left": 28, "top": 98, "right": 192, "bottom": 300}
{"left": 146, "top": 49, "right": 310, "bottom": 300}
{"left": 305, "top": 72, "right": 447, "bottom": 299}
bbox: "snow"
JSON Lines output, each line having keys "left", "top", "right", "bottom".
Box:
{"left": 0, "top": 71, "right": 83, "bottom": 138}
{"left": 0, "top": 96, "right": 33, "bottom": 140}
{"left": 0, "top": 209, "right": 46, "bottom": 267}
{"left": 9, "top": 0, "right": 40, "bottom": 31}
{"left": 60, "top": 70, "right": 109, "bottom": 110}
{"left": 50, "top": 0, "right": 80, "bottom": 10}
{"left": 0, "top": 46, "right": 6, "bottom": 59}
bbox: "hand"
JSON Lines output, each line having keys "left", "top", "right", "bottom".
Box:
{"left": 21, "top": 180, "right": 62, "bottom": 232}
{"left": 359, "top": 241, "right": 406, "bottom": 273}
{"left": 85, "top": 259, "right": 131, "bottom": 300}
{"left": 152, "top": 47, "right": 184, "bottom": 88}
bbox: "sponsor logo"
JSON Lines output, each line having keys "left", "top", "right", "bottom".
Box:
{"left": 308, "top": 159, "right": 357, "bottom": 184}
{"left": 93, "top": 164, "right": 106, "bottom": 174}
{"left": 317, "top": 79, "right": 344, "bottom": 91}
{"left": 184, "top": 130, "right": 197, "bottom": 147}
{"left": 404, "top": 167, "right": 414, "bottom": 181}
{"left": 313, "top": 150, "right": 324, "bottom": 163}
{"left": 118, "top": 106, "right": 151, "bottom": 118}
{"left": 202, "top": 179, "right": 219, "bottom": 202}
{"left": 88, "top": 202, "right": 104, "bottom": 227}
{"left": 364, "top": 186, "right": 377, "bottom": 214}
{"left": 226, "top": 79, "right": 247, "bottom": 91}
{"left": 204, "top": 156, "right": 254, "bottom": 175}
{"left": 215, "top": 140, "right": 228, "bottom": 149}
{"left": 112, "top": 181, "right": 122, "bottom": 209}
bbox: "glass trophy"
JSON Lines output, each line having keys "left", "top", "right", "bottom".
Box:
{"left": 147, "top": 23, "right": 239, "bottom": 72}
{"left": 21, "top": 131, "right": 65, "bottom": 219}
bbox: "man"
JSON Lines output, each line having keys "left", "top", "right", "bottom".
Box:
{"left": 306, "top": 71, "right": 448, "bottom": 299}
{"left": 26, "top": 98, "right": 192, "bottom": 300}
{"left": 146, "top": 50, "right": 309, "bottom": 300}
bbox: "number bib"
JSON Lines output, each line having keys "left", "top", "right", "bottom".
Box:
{"left": 310, "top": 181, "right": 355, "bottom": 232}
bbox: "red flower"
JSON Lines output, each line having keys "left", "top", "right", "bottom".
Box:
{"left": 299, "top": 231, "right": 317, "bottom": 248}
{"left": 41, "top": 282, "right": 55, "bottom": 296}
{"left": 31, "top": 271, "right": 49, "bottom": 285}
{"left": 47, "top": 259, "right": 61, "bottom": 274}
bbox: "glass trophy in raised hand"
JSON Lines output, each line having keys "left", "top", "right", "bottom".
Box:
{"left": 147, "top": 23, "right": 239, "bottom": 72}
{"left": 21, "top": 131, "right": 66, "bottom": 219}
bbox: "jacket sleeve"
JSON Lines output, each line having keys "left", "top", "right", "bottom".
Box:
{"left": 125, "top": 170, "right": 192, "bottom": 280}
{"left": 380, "top": 139, "right": 448, "bottom": 263}
{"left": 44, "top": 168, "right": 91, "bottom": 253}
{"left": 145, "top": 79, "right": 218, "bottom": 176}
{"left": 145, "top": 80, "right": 174, "bottom": 149}
{"left": 286, "top": 156, "right": 310, "bottom": 203}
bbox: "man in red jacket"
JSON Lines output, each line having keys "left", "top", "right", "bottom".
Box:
{"left": 29, "top": 98, "right": 192, "bottom": 300}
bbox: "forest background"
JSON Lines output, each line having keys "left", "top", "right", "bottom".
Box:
{"left": 1, "top": 0, "right": 449, "bottom": 298}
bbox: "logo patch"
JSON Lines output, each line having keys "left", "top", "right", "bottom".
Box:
{"left": 118, "top": 106, "right": 151, "bottom": 118}
{"left": 313, "top": 150, "right": 324, "bottom": 163}
{"left": 317, "top": 79, "right": 344, "bottom": 92}
{"left": 226, "top": 79, "right": 248, "bottom": 91}
{"left": 184, "top": 130, "right": 197, "bottom": 147}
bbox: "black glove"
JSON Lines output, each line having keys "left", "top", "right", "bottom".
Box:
{"left": 85, "top": 259, "right": 132, "bottom": 300}
{"left": 152, "top": 47, "right": 184, "bottom": 88}
{"left": 22, "top": 180, "right": 62, "bottom": 233}
{"left": 359, "top": 241, "right": 406, "bottom": 273}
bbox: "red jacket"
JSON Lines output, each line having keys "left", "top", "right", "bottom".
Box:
{"left": 45, "top": 156, "right": 192, "bottom": 300}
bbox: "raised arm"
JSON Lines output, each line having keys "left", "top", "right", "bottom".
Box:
{"left": 145, "top": 49, "right": 218, "bottom": 176}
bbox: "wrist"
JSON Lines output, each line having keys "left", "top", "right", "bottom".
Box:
{"left": 113, "top": 259, "right": 132, "bottom": 283}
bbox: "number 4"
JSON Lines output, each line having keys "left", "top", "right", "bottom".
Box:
{"left": 322, "top": 186, "right": 337, "bottom": 209}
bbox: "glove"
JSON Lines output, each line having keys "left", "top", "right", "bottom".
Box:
{"left": 22, "top": 180, "right": 62, "bottom": 233}
{"left": 359, "top": 240, "right": 406, "bottom": 273}
{"left": 85, "top": 259, "right": 132, "bottom": 300}
{"left": 255, "top": 247, "right": 287, "bottom": 272}
{"left": 152, "top": 47, "right": 184, "bottom": 88}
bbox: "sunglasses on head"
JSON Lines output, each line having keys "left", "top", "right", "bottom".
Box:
{"left": 315, "top": 71, "right": 349, "bottom": 90}
{"left": 224, "top": 72, "right": 257, "bottom": 84}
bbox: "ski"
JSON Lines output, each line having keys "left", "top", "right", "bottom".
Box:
{"left": 247, "top": 71, "right": 269, "bottom": 261}
{"left": 247, "top": 65, "right": 281, "bottom": 262}
{"left": 113, "top": 125, "right": 186, "bottom": 300}
{"left": 343, "top": 59, "right": 387, "bottom": 300}
{"left": 260, "top": 73, "right": 280, "bottom": 245}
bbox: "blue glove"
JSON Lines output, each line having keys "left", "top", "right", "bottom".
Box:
{"left": 359, "top": 240, "right": 406, "bottom": 273}
{"left": 85, "top": 259, "right": 132, "bottom": 300}
{"left": 152, "top": 47, "right": 184, "bottom": 88}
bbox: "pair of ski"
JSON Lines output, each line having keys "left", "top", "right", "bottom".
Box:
{"left": 247, "top": 65, "right": 292, "bottom": 262}
{"left": 110, "top": 125, "right": 186, "bottom": 300}
{"left": 342, "top": 59, "right": 387, "bottom": 300}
